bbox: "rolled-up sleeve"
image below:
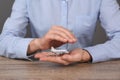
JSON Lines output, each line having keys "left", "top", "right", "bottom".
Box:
{"left": 85, "top": 0, "right": 120, "bottom": 63}
{"left": 0, "top": 0, "right": 33, "bottom": 59}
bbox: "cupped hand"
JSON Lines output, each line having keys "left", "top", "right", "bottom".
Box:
{"left": 34, "top": 48, "right": 92, "bottom": 65}
{"left": 40, "top": 26, "right": 77, "bottom": 50}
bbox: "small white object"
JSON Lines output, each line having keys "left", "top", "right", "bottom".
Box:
{"left": 51, "top": 47, "right": 69, "bottom": 55}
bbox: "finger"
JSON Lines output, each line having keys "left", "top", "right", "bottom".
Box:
{"left": 61, "top": 54, "right": 76, "bottom": 62}
{"left": 53, "top": 26, "right": 77, "bottom": 42}
{"left": 51, "top": 30, "right": 76, "bottom": 43}
{"left": 51, "top": 34, "right": 68, "bottom": 43}
{"left": 51, "top": 26, "right": 77, "bottom": 42}
{"left": 40, "top": 56, "right": 70, "bottom": 65}
{"left": 34, "top": 52, "right": 55, "bottom": 58}
{"left": 46, "top": 30, "right": 68, "bottom": 43}
{"left": 53, "top": 30, "right": 70, "bottom": 41}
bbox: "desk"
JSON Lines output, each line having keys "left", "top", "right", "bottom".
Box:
{"left": 0, "top": 57, "right": 120, "bottom": 80}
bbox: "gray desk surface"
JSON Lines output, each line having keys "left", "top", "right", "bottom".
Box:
{"left": 0, "top": 57, "right": 120, "bottom": 80}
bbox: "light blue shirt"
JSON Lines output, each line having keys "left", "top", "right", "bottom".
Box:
{"left": 0, "top": 0, "right": 120, "bottom": 63}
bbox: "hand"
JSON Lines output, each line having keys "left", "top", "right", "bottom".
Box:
{"left": 39, "top": 26, "right": 77, "bottom": 49}
{"left": 27, "top": 26, "right": 77, "bottom": 54}
{"left": 34, "top": 48, "right": 92, "bottom": 65}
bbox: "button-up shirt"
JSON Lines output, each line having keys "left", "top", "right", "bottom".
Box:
{"left": 0, "top": 0, "right": 120, "bottom": 63}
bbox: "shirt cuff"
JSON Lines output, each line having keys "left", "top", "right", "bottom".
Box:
{"left": 14, "top": 38, "right": 34, "bottom": 59}
{"left": 84, "top": 45, "right": 110, "bottom": 63}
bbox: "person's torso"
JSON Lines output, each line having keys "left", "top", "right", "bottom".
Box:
{"left": 26, "top": 0, "right": 102, "bottom": 50}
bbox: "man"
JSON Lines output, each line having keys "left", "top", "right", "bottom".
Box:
{"left": 0, "top": 0, "right": 120, "bottom": 65}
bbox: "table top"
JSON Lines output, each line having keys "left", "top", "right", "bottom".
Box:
{"left": 0, "top": 57, "right": 120, "bottom": 80}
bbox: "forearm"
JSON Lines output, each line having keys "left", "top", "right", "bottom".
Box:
{"left": 0, "top": 34, "right": 33, "bottom": 58}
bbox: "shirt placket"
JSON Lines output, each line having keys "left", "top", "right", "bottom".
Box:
{"left": 60, "top": 0, "right": 69, "bottom": 49}
{"left": 61, "top": 0, "right": 68, "bottom": 28}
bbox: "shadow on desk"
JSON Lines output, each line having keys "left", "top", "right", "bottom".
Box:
{"left": 0, "top": 57, "right": 120, "bottom": 80}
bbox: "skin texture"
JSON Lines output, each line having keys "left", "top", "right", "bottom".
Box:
{"left": 27, "top": 26, "right": 92, "bottom": 65}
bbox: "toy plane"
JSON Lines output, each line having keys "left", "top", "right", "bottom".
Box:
{"left": 51, "top": 47, "right": 69, "bottom": 55}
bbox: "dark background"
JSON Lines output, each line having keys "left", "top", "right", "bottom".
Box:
{"left": 0, "top": 0, "right": 120, "bottom": 45}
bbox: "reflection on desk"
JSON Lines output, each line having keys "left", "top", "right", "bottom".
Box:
{"left": 0, "top": 57, "right": 120, "bottom": 80}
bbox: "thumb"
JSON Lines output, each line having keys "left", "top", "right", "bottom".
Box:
{"left": 62, "top": 54, "right": 74, "bottom": 62}
{"left": 62, "top": 53, "right": 83, "bottom": 62}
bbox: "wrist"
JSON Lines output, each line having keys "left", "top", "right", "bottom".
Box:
{"left": 27, "top": 38, "right": 44, "bottom": 55}
{"left": 33, "top": 38, "right": 45, "bottom": 50}
{"left": 82, "top": 49, "right": 92, "bottom": 62}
